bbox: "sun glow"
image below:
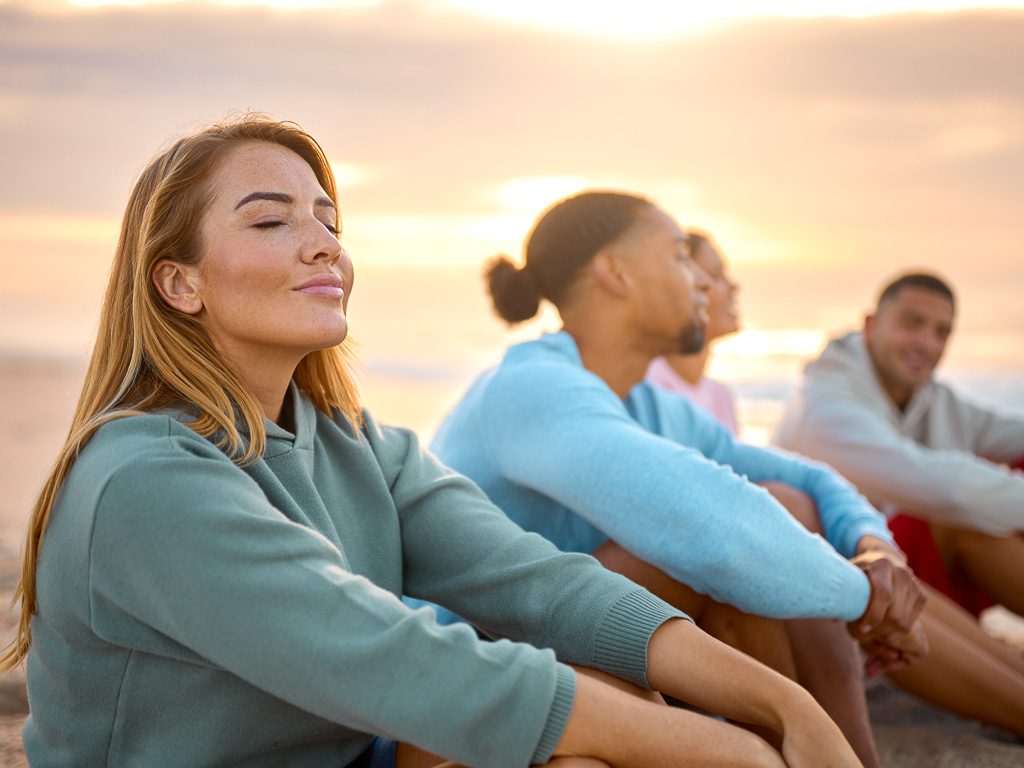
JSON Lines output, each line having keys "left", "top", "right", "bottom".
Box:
{"left": 498, "top": 177, "right": 588, "bottom": 210}
{"left": 327, "top": 161, "right": 368, "bottom": 188}
{"left": 447, "top": 0, "right": 1024, "bottom": 35}
{"left": 0, "top": 213, "right": 120, "bottom": 244}
{"left": 715, "top": 329, "right": 827, "bottom": 359}
{"left": 52, "top": 0, "right": 1024, "bottom": 30}
{"left": 61, "top": 0, "right": 381, "bottom": 8}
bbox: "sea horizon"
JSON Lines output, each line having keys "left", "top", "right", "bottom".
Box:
{"left": 5, "top": 323, "right": 1022, "bottom": 447}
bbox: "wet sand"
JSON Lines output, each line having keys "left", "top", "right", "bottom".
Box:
{"left": 0, "top": 356, "right": 1021, "bottom": 766}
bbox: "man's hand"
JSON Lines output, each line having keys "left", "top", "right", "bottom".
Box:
{"left": 858, "top": 620, "right": 928, "bottom": 677}
{"left": 847, "top": 536, "right": 928, "bottom": 673}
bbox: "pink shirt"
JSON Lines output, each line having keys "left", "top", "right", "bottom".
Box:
{"left": 644, "top": 357, "right": 739, "bottom": 435}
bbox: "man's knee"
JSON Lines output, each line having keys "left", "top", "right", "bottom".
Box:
{"left": 759, "top": 482, "right": 822, "bottom": 534}
{"left": 931, "top": 522, "right": 1022, "bottom": 555}
{"left": 591, "top": 539, "right": 712, "bottom": 619}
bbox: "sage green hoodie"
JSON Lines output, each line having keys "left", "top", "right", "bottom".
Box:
{"left": 25, "top": 386, "right": 683, "bottom": 768}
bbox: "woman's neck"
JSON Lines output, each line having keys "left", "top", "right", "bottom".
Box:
{"left": 665, "top": 346, "right": 710, "bottom": 386}
{"left": 215, "top": 342, "right": 302, "bottom": 426}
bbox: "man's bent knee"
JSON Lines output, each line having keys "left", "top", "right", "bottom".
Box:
{"left": 760, "top": 482, "right": 822, "bottom": 534}
{"left": 592, "top": 539, "right": 712, "bottom": 619}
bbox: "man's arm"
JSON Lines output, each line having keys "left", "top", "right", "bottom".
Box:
{"left": 774, "top": 382, "right": 1024, "bottom": 536}
{"left": 479, "top": 362, "right": 873, "bottom": 622}
{"left": 646, "top": 386, "right": 895, "bottom": 560}
{"left": 958, "top": 394, "right": 1024, "bottom": 464}
{"left": 646, "top": 389, "right": 926, "bottom": 660}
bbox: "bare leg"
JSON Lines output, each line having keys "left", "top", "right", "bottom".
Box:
{"left": 931, "top": 523, "right": 1024, "bottom": 617}
{"left": 592, "top": 539, "right": 797, "bottom": 680}
{"left": 885, "top": 584, "right": 1024, "bottom": 736}
{"left": 924, "top": 582, "right": 1024, "bottom": 676}
{"left": 760, "top": 482, "right": 882, "bottom": 768}
{"left": 593, "top": 539, "right": 797, "bottom": 751}
{"left": 396, "top": 744, "right": 610, "bottom": 768}
{"left": 395, "top": 742, "right": 462, "bottom": 768}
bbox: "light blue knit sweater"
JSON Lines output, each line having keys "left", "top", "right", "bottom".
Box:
{"left": 430, "top": 331, "right": 894, "bottom": 622}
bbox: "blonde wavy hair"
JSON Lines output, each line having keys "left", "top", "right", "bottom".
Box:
{"left": 0, "top": 114, "right": 362, "bottom": 672}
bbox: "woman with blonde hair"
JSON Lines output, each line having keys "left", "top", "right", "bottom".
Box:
{"left": 2, "top": 115, "right": 863, "bottom": 768}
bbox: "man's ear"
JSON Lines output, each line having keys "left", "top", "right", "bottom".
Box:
{"left": 863, "top": 313, "right": 875, "bottom": 337}
{"left": 591, "top": 251, "right": 631, "bottom": 298}
{"left": 152, "top": 259, "right": 203, "bottom": 315}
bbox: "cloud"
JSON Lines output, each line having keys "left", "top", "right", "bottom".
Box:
{"left": 1, "top": 1, "right": 1023, "bottom": 345}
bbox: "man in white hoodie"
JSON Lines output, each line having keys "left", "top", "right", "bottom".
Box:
{"left": 774, "top": 273, "right": 1024, "bottom": 618}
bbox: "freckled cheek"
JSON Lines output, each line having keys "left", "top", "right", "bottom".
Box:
{"left": 205, "top": 265, "right": 287, "bottom": 328}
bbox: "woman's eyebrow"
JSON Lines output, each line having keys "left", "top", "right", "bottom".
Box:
{"left": 233, "top": 191, "right": 337, "bottom": 212}
{"left": 235, "top": 191, "right": 292, "bottom": 210}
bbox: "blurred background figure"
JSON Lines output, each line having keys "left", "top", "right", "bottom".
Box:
{"left": 645, "top": 238, "right": 1024, "bottom": 739}
{"left": 645, "top": 229, "right": 741, "bottom": 434}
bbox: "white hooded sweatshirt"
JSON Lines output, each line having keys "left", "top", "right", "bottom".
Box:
{"left": 773, "top": 331, "right": 1024, "bottom": 536}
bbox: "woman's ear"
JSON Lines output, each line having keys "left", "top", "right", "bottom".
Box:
{"left": 152, "top": 260, "right": 203, "bottom": 315}
{"left": 591, "top": 251, "right": 631, "bottom": 298}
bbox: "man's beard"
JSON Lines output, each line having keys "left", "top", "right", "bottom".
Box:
{"left": 677, "top": 320, "right": 706, "bottom": 355}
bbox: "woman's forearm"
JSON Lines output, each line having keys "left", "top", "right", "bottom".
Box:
{"left": 643, "top": 619, "right": 864, "bottom": 768}
{"left": 646, "top": 618, "right": 808, "bottom": 731}
{"left": 552, "top": 672, "right": 784, "bottom": 768}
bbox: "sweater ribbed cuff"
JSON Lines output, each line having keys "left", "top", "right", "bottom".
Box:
{"left": 591, "top": 589, "right": 692, "bottom": 689}
{"left": 531, "top": 663, "right": 577, "bottom": 766}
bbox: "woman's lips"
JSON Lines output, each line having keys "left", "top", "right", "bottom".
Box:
{"left": 295, "top": 274, "right": 345, "bottom": 297}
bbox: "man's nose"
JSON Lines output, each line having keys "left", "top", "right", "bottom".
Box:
{"left": 689, "top": 261, "right": 712, "bottom": 292}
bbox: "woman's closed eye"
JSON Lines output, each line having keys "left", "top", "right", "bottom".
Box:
{"left": 251, "top": 220, "right": 338, "bottom": 237}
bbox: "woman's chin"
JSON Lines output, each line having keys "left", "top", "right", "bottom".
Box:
{"left": 299, "top": 324, "right": 350, "bottom": 353}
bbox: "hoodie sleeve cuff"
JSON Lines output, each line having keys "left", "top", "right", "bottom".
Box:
{"left": 531, "top": 663, "right": 577, "bottom": 766}
{"left": 591, "top": 589, "right": 692, "bottom": 689}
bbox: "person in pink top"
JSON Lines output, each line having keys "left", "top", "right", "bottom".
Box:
{"left": 648, "top": 234, "right": 1024, "bottom": 737}
{"left": 645, "top": 229, "right": 740, "bottom": 434}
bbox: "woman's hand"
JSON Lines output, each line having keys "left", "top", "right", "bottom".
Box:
{"left": 644, "top": 619, "right": 864, "bottom": 768}
{"left": 553, "top": 671, "right": 788, "bottom": 767}
{"left": 776, "top": 692, "right": 865, "bottom": 768}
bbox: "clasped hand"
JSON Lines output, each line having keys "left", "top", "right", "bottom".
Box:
{"left": 848, "top": 543, "right": 928, "bottom": 677}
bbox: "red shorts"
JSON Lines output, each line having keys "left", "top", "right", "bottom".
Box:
{"left": 888, "top": 514, "right": 994, "bottom": 617}
{"left": 888, "top": 455, "right": 1024, "bottom": 618}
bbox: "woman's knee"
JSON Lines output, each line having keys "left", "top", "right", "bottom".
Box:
{"left": 760, "top": 482, "right": 821, "bottom": 534}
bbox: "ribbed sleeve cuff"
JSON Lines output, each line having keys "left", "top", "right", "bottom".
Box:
{"left": 832, "top": 566, "right": 872, "bottom": 622}
{"left": 531, "top": 663, "right": 577, "bottom": 766}
{"left": 591, "top": 589, "right": 692, "bottom": 689}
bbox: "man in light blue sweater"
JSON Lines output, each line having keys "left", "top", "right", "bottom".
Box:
{"left": 428, "top": 191, "right": 925, "bottom": 768}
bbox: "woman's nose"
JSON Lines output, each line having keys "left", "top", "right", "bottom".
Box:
{"left": 303, "top": 220, "right": 343, "bottom": 264}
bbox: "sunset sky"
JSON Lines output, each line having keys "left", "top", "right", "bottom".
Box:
{"left": 2, "top": 0, "right": 1023, "bottom": 432}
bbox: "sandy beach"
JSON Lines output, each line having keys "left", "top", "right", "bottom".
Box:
{"left": 0, "top": 356, "right": 1021, "bottom": 766}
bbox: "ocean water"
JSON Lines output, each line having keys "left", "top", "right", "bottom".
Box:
{"left": 359, "top": 330, "right": 1024, "bottom": 446}
{"left": 3, "top": 324, "right": 1021, "bottom": 450}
